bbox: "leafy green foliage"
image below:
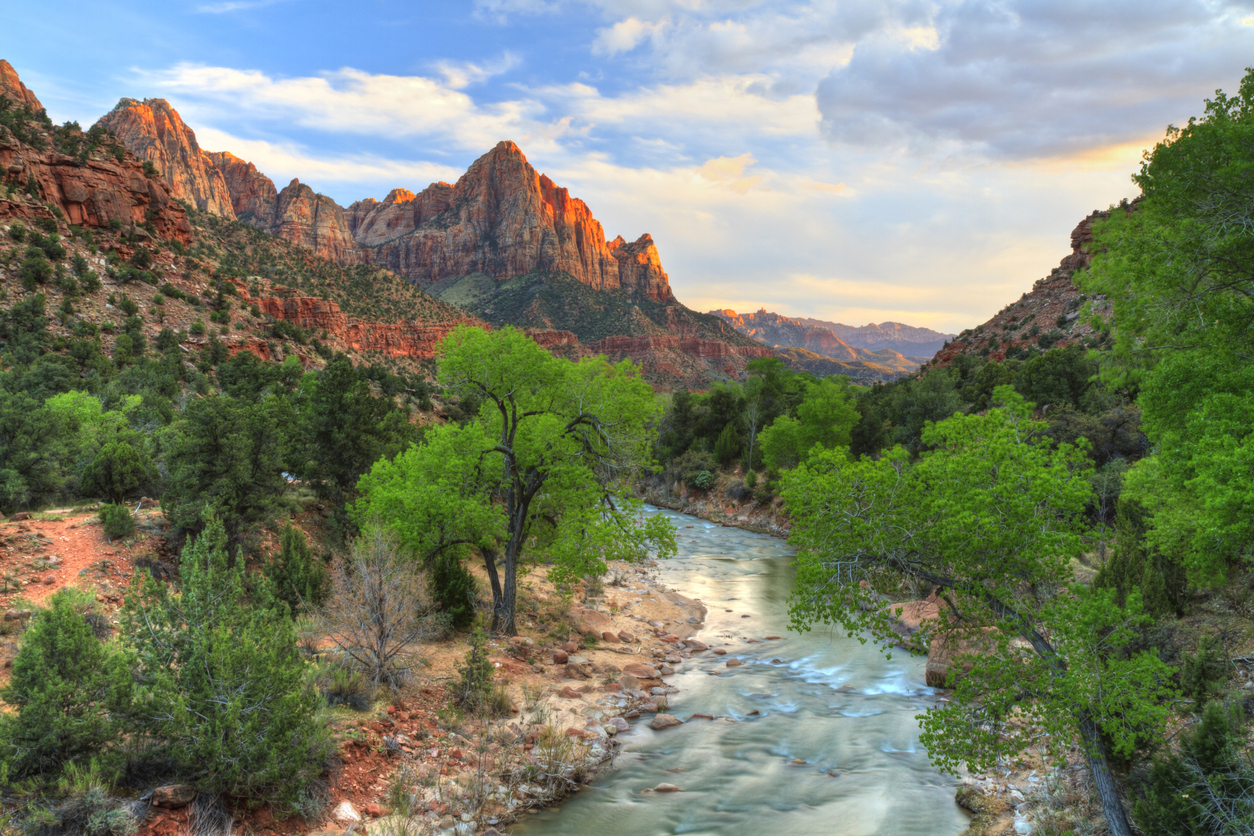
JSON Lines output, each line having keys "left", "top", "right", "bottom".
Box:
{"left": 1094, "top": 497, "right": 1186, "bottom": 618}
{"left": 784, "top": 387, "right": 1173, "bottom": 833}
{"left": 428, "top": 552, "right": 477, "bottom": 631}
{"left": 122, "top": 516, "right": 330, "bottom": 805}
{"left": 1177, "top": 635, "right": 1225, "bottom": 706}
{"left": 455, "top": 626, "right": 508, "bottom": 716}
{"left": 160, "top": 393, "right": 288, "bottom": 548}
{"left": 758, "top": 376, "right": 859, "bottom": 470}
{"left": 0, "top": 590, "right": 133, "bottom": 779}
{"left": 80, "top": 441, "right": 154, "bottom": 506}
{"left": 1081, "top": 71, "right": 1254, "bottom": 582}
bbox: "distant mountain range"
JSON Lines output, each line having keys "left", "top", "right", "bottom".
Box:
{"left": 710, "top": 309, "right": 954, "bottom": 369}
{"left": 0, "top": 59, "right": 943, "bottom": 387}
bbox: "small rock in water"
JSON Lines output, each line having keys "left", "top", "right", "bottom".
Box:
{"left": 726, "top": 659, "right": 743, "bottom": 667}
{"left": 653, "top": 783, "right": 683, "bottom": 792}
{"left": 650, "top": 714, "right": 683, "bottom": 730}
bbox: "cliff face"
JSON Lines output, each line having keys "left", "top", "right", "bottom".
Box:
{"left": 97, "top": 98, "right": 235, "bottom": 217}
{"left": 0, "top": 77, "right": 190, "bottom": 243}
{"left": 273, "top": 179, "right": 360, "bottom": 265}
{"left": 254, "top": 295, "right": 472, "bottom": 358}
{"left": 98, "top": 99, "right": 676, "bottom": 302}
{"left": 0, "top": 60, "right": 43, "bottom": 111}
{"left": 204, "top": 151, "right": 278, "bottom": 229}
{"left": 352, "top": 142, "right": 674, "bottom": 302}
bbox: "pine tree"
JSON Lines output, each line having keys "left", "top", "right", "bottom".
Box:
{"left": 266, "top": 523, "right": 328, "bottom": 615}
{"left": 0, "top": 590, "right": 132, "bottom": 778}
{"left": 123, "top": 516, "right": 330, "bottom": 805}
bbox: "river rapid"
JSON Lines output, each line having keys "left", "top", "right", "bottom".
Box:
{"left": 514, "top": 506, "right": 970, "bottom": 836}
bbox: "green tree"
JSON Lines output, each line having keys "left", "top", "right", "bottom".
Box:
{"left": 266, "top": 523, "right": 328, "bottom": 615}
{"left": 123, "top": 516, "right": 329, "bottom": 805}
{"left": 0, "top": 384, "right": 77, "bottom": 513}
{"left": 80, "top": 440, "right": 155, "bottom": 505}
{"left": 297, "top": 356, "right": 415, "bottom": 533}
{"left": 371, "top": 326, "right": 675, "bottom": 634}
{"left": 161, "top": 395, "right": 288, "bottom": 548}
{"left": 713, "top": 422, "right": 740, "bottom": 467}
{"left": 784, "top": 387, "right": 1173, "bottom": 836}
{"left": 0, "top": 590, "right": 133, "bottom": 778}
{"left": 758, "top": 375, "right": 859, "bottom": 470}
{"left": 1081, "top": 71, "right": 1254, "bottom": 583}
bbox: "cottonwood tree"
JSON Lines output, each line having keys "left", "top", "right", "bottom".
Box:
{"left": 360, "top": 326, "right": 675, "bottom": 635}
{"left": 784, "top": 388, "right": 1173, "bottom": 836}
{"left": 1081, "top": 70, "right": 1254, "bottom": 584}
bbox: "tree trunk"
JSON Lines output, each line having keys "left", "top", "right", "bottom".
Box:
{"left": 1078, "top": 712, "right": 1135, "bottom": 836}
{"left": 495, "top": 539, "right": 519, "bottom": 636}
{"left": 481, "top": 547, "right": 504, "bottom": 629}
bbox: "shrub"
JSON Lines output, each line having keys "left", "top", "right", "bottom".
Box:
{"left": 266, "top": 524, "right": 328, "bottom": 616}
{"left": 128, "top": 248, "right": 152, "bottom": 271}
{"left": 20, "top": 253, "right": 53, "bottom": 290}
{"left": 318, "top": 525, "right": 436, "bottom": 686}
{"left": 1131, "top": 700, "right": 1254, "bottom": 835}
{"left": 1178, "top": 635, "right": 1225, "bottom": 706}
{"left": 8, "top": 221, "right": 26, "bottom": 242}
{"left": 141, "top": 161, "right": 157, "bottom": 178}
{"left": 429, "top": 552, "right": 476, "bottom": 630}
{"left": 82, "top": 442, "right": 154, "bottom": 506}
{"left": 98, "top": 504, "right": 134, "bottom": 541}
{"left": 455, "top": 626, "right": 509, "bottom": 716}
{"left": 315, "top": 662, "right": 372, "bottom": 711}
{"left": 713, "top": 423, "right": 741, "bottom": 467}
{"left": 0, "top": 590, "right": 133, "bottom": 779}
{"left": 22, "top": 772, "right": 138, "bottom": 836}
{"left": 189, "top": 319, "right": 206, "bottom": 336}
{"left": 690, "top": 470, "right": 716, "bottom": 492}
{"left": 744, "top": 470, "right": 758, "bottom": 490}
{"left": 122, "top": 516, "right": 331, "bottom": 807}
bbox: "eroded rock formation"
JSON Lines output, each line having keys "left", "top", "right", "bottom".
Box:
{"left": 97, "top": 98, "right": 235, "bottom": 217}
{"left": 204, "top": 151, "right": 278, "bottom": 229}
{"left": 0, "top": 59, "right": 43, "bottom": 111}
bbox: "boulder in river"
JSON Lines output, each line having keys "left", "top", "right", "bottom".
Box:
{"left": 650, "top": 714, "right": 683, "bottom": 730}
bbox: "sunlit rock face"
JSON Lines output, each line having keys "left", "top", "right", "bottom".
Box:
{"left": 97, "top": 98, "right": 236, "bottom": 218}
{"left": 350, "top": 141, "right": 675, "bottom": 303}
{"left": 0, "top": 67, "right": 191, "bottom": 243}
{"left": 204, "top": 151, "right": 278, "bottom": 230}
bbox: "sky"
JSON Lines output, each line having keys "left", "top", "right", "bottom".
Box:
{"left": 5, "top": 1, "right": 1254, "bottom": 333}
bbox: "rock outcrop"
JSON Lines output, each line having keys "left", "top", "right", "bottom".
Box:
{"left": 273, "top": 179, "right": 360, "bottom": 265}
{"left": 204, "top": 151, "right": 277, "bottom": 229}
{"left": 929, "top": 210, "right": 1120, "bottom": 368}
{"left": 351, "top": 142, "right": 674, "bottom": 302}
{"left": 0, "top": 70, "right": 190, "bottom": 243}
{"left": 0, "top": 60, "right": 43, "bottom": 111}
{"left": 254, "top": 296, "right": 472, "bottom": 359}
{"left": 97, "top": 98, "right": 235, "bottom": 217}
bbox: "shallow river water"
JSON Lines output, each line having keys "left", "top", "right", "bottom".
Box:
{"left": 514, "top": 507, "right": 971, "bottom": 836}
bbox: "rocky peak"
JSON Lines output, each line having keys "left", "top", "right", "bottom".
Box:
{"left": 351, "top": 140, "right": 674, "bottom": 302}
{"left": 0, "top": 60, "right": 43, "bottom": 111}
{"left": 204, "top": 150, "right": 278, "bottom": 229}
{"left": 96, "top": 97, "right": 235, "bottom": 217}
{"left": 274, "top": 178, "right": 360, "bottom": 265}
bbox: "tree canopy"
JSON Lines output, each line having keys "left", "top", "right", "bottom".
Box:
{"left": 784, "top": 388, "right": 1172, "bottom": 836}
{"left": 357, "top": 326, "right": 675, "bottom": 634}
{"left": 1082, "top": 68, "right": 1254, "bottom": 583}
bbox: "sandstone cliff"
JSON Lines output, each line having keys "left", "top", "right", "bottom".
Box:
{"left": 273, "top": 178, "right": 360, "bottom": 265}
{"left": 97, "top": 98, "right": 235, "bottom": 217}
{"left": 253, "top": 295, "right": 471, "bottom": 359}
{"left": 0, "top": 60, "right": 43, "bottom": 111}
{"left": 204, "top": 151, "right": 277, "bottom": 229}
{"left": 0, "top": 73, "right": 190, "bottom": 243}
{"left": 351, "top": 142, "right": 674, "bottom": 302}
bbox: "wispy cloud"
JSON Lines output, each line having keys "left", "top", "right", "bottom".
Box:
{"left": 195, "top": 0, "right": 288, "bottom": 14}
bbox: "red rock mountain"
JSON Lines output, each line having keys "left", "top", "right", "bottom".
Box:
{"left": 96, "top": 100, "right": 674, "bottom": 302}
{"left": 0, "top": 76, "right": 190, "bottom": 242}
{"left": 0, "top": 60, "right": 43, "bottom": 111}
{"left": 97, "top": 98, "right": 235, "bottom": 217}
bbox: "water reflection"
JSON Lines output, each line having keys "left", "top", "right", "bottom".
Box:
{"left": 513, "top": 508, "right": 970, "bottom": 836}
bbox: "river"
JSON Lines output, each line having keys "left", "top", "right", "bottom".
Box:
{"left": 513, "top": 507, "right": 970, "bottom": 836}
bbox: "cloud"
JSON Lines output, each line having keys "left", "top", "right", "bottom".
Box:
{"left": 695, "top": 153, "right": 761, "bottom": 192}
{"left": 816, "top": 0, "right": 1254, "bottom": 159}
{"left": 191, "top": 127, "right": 465, "bottom": 195}
{"left": 138, "top": 63, "right": 554, "bottom": 152}
{"left": 592, "top": 17, "right": 668, "bottom": 56}
{"left": 194, "top": 0, "right": 288, "bottom": 13}
{"left": 433, "top": 52, "right": 522, "bottom": 89}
